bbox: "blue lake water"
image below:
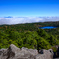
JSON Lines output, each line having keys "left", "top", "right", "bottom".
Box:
{"left": 39, "top": 26, "right": 57, "bottom": 29}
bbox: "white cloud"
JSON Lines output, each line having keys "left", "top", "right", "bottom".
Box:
{"left": 0, "top": 17, "right": 59, "bottom": 25}
{"left": 0, "top": 17, "right": 43, "bottom": 25}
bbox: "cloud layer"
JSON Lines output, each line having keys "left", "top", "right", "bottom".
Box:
{"left": 0, "top": 17, "right": 59, "bottom": 25}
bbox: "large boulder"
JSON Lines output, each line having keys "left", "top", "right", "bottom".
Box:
{"left": 7, "top": 44, "right": 20, "bottom": 56}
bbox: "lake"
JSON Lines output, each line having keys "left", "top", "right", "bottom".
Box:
{"left": 39, "top": 26, "right": 57, "bottom": 29}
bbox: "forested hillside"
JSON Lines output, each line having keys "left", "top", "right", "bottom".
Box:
{"left": 0, "top": 21, "right": 59, "bottom": 52}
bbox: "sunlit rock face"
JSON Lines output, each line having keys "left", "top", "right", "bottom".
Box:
{"left": 0, "top": 44, "right": 53, "bottom": 59}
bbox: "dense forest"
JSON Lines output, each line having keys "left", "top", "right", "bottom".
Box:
{"left": 0, "top": 21, "right": 59, "bottom": 52}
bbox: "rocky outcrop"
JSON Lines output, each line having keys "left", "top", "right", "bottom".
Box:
{"left": 0, "top": 44, "right": 53, "bottom": 59}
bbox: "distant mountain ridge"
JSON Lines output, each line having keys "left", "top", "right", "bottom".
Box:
{"left": 4, "top": 16, "right": 13, "bottom": 18}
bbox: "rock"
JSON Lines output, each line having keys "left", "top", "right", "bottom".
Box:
{"left": 6, "top": 44, "right": 21, "bottom": 59}
{"left": 21, "top": 47, "right": 38, "bottom": 56}
{"left": 7, "top": 44, "right": 20, "bottom": 56}
{"left": 0, "top": 44, "right": 21, "bottom": 59}
{"left": 0, "top": 49, "right": 8, "bottom": 59}
{"left": 0, "top": 44, "right": 53, "bottom": 59}
{"left": 21, "top": 47, "right": 28, "bottom": 50}
{"left": 39, "top": 49, "right": 44, "bottom": 54}
{"left": 27, "top": 49, "right": 38, "bottom": 56}
{"left": 49, "top": 49, "right": 54, "bottom": 55}
{"left": 36, "top": 49, "right": 53, "bottom": 59}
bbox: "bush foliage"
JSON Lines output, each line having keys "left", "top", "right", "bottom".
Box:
{"left": 0, "top": 29, "right": 59, "bottom": 51}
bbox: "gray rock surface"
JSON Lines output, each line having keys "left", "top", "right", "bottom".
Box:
{"left": 36, "top": 49, "right": 53, "bottom": 59}
{"left": 0, "top": 44, "right": 53, "bottom": 59}
{"left": 49, "top": 49, "right": 54, "bottom": 55}
{"left": 21, "top": 47, "right": 38, "bottom": 56}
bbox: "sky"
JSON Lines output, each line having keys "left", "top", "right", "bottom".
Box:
{"left": 0, "top": 0, "right": 59, "bottom": 25}
{"left": 0, "top": 0, "right": 59, "bottom": 17}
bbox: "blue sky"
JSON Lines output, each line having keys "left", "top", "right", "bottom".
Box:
{"left": 0, "top": 0, "right": 59, "bottom": 17}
